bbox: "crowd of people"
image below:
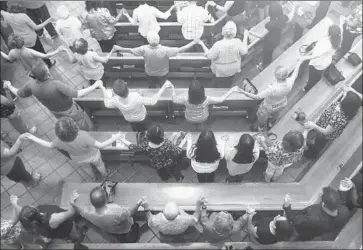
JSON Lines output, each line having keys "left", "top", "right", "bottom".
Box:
{"left": 1, "top": 0, "right": 362, "bottom": 248}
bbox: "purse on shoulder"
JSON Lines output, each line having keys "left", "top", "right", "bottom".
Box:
{"left": 100, "top": 180, "right": 118, "bottom": 203}
{"left": 347, "top": 52, "right": 362, "bottom": 66}
{"left": 323, "top": 63, "right": 345, "bottom": 85}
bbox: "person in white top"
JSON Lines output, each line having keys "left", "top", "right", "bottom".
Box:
{"left": 224, "top": 134, "right": 260, "bottom": 183}
{"left": 63, "top": 38, "right": 113, "bottom": 84}
{"left": 186, "top": 130, "right": 228, "bottom": 183}
{"left": 302, "top": 24, "right": 342, "bottom": 92}
{"left": 100, "top": 79, "right": 173, "bottom": 132}
{"left": 55, "top": 5, "right": 85, "bottom": 49}
{"left": 122, "top": 1, "right": 175, "bottom": 42}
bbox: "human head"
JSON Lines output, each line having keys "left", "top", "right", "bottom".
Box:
{"left": 113, "top": 79, "right": 129, "bottom": 98}
{"left": 147, "top": 124, "right": 164, "bottom": 145}
{"left": 74, "top": 38, "right": 88, "bottom": 55}
{"left": 85, "top": 1, "right": 103, "bottom": 12}
{"left": 8, "top": 33, "right": 24, "bottom": 50}
{"left": 7, "top": 2, "right": 25, "bottom": 13}
{"left": 55, "top": 117, "right": 79, "bottom": 142}
{"left": 147, "top": 31, "right": 160, "bottom": 47}
{"left": 340, "top": 91, "right": 361, "bottom": 120}
{"left": 57, "top": 5, "right": 70, "bottom": 19}
{"left": 188, "top": 1, "right": 197, "bottom": 5}
{"left": 282, "top": 130, "right": 305, "bottom": 152}
{"left": 30, "top": 62, "right": 51, "bottom": 82}
{"left": 191, "top": 130, "right": 220, "bottom": 163}
{"left": 321, "top": 187, "right": 340, "bottom": 211}
{"left": 274, "top": 66, "right": 289, "bottom": 82}
{"left": 269, "top": 1, "right": 284, "bottom": 20}
{"left": 222, "top": 21, "right": 237, "bottom": 39}
{"left": 163, "top": 202, "right": 179, "bottom": 220}
{"left": 90, "top": 186, "right": 108, "bottom": 209}
{"left": 273, "top": 215, "right": 294, "bottom": 241}
{"left": 212, "top": 212, "right": 234, "bottom": 236}
{"left": 233, "top": 134, "right": 255, "bottom": 164}
{"left": 328, "top": 25, "right": 342, "bottom": 50}
{"left": 19, "top": 205, "right": 43, "bottom": 235}
{"left": 188, "top": 80, "right": 206, "bottom": 105}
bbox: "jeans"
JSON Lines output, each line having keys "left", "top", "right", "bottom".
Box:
{"left": 6, "top": 157, "right": 33, "bottom": 183}
{"left": 146, "top": 74, "right": 168, "bottom": 88}
{"left": 30, "top": 37, "right": 52, "bottom": 68}
{"left": 98, "top": 36, "right": 116, "bottom": 52}
{"left": 197, "top": 172, "right": 216, "bottom": 183}
{"left": 26, "top": 4, "right": 57, "bottom": 37}
{"left": 305, "top": 65, "right": 323, "bottom": 92}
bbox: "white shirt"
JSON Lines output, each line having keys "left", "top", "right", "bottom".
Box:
{"left": 56, "top": 16, "right": 84, "bottom": 46}
{"left": 74, "top": 51, "right": 104, "bottom": 81}
{"left": 225, "top": 142, "right": 260, "bottom": 176}
{"left": 132, "top": 4, "right": 169, "bottom": 37}
{"left": 309, "top": 37, "right": 335, "bottom": 70}
{"left": 187, "top": 144, "right": 224, "bottom": 173}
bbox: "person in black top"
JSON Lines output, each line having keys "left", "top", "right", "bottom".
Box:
{"left": 14, "top": 191, "right": 84, "bottom": 247}
{"left": 303, "top": 129, "right": 327, "bottom": 160}
{"left": 246, "top": 209, "right": 294, "bottom": 244}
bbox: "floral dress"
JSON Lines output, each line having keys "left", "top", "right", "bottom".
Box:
{"left": 316, "top": 102, "right": 348, "bottom": 140}
{"left": 129, "top": 133, "right": 182, "bottom": 170}
{"left": 1, "top": 219, "right": 22, "bottom": 245}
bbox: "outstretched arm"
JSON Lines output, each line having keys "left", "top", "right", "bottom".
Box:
{"left": 77, "top": 81, "right": 100, "bottom": 97}
{"left": 2, "top": 135, "right": 25, "bottom": 157}
{"left": 63, "top": 47, "right": 77, "bottom": 63}
{"left": 208, "top": 86, "right": 239, "bottom": 103}
{"left": 113, "top": 45, "right": 133, "bottom": 54}
{"left": 141, "top": 81, "right": 171, "bottom": 105}
{"left": 92, "top": 49, "right": 114, "bottom": 64}
{"left": 94, "top": 132, "right": 124, "bottom": 149}
{"left": 177, "top": 40, "right": 197, "bottom": 53}
{"left": 287, "top": 60, "right": 303, "bottom": 88}
{"left": 26, "top": 134, "right": 54, "bottom": 148}
{"left": 1, "top": 51, "right": 11, "bottom": 61}
{"left": 29, "top": 47, "right": 63, "bottom": 60}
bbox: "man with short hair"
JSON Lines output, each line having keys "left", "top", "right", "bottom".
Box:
{"left": 282, "top": 188, "right": 351, "bottom": 241}
{"left": 70, "top": 188, "right": 144, "bottom": 243}
{"left": 113, "top": 31, "right": 198, "bottom": 88}
{"left": 141, "top": 198, "right": 204, "bottom": 242}
{"left": 4, "top": 62, "right": 98, "bottom": 131}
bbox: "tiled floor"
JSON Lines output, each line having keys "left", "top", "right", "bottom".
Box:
{"left": 0, "top": 1, "right": 351, "bottom": 246}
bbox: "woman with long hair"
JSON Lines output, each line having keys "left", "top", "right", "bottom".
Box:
{"left": 186, "top": 130, "right": 227, "bottom": 183}
{"left": 225, "top": 134, "right": 260, "bottom": 183}
{"left": 301, "top": 24, "right": 342, "bottom": 92}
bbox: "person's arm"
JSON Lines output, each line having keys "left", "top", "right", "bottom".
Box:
{"left": 140, "top": 199, "right": 153, "bottom": 221}
{"left": 246, "top": 213, "right": 258, "bottom": 238}
{"left": 94, "top": 132, "right": 124, "bottom": 149}
{"left": 29, "top": 47, "right": 63, "bottom": 60}
{"left": 9, "top": 195, "right": 23, "bottom": 218}
{"left": 1, "top": 51, "right": 11, "bottom": 61}
{"left": 211, "top": 1, "right": 234, "bottom": 13}
{"left": 343, "top": 86, "right": 362, "bottom": 100}
{"left": 2, "top": 135, "right": 24, "bottom": 157}
{"left": 4, "top": 81, "right": 20, "bottom": 97}
{"left": 129, "top": 199, "right": 143, "bottom": 216}
{"left": 176, "top": 5, "right": 183, "bottom": 23}
{"left": 193, "top": 198, "right": 205, "bottom": 221}
{"left": 25, "top": 14, "right": 53, "bottom": 31}
{"left": 208, "top": 86, "right": 239, "bottom": 104}
{"left": 26, "top": 134, "right": 54, "bottom": 148}
{"left": 49, "top": 191, "right": 79, "bottom": 229}
{"left": 185, "top": 133, "right": 193, "bottom": 159}
{"left": 177, "top": 40, "right": 197, "bottom": 53}
{"left": 153, "top": 5, "right": 174, "bottom": 20}
{"left": 305, "top": 121, "right": 335, "bottom": 136}
{"left": 76, "top": 81, "right": 100, "bottom": 97}
{"left": 198, "top": 40, "right": 210, "bottom": 55}
{"left": 92, "top": 50, "right": 114, "bottom": 64}
{"left": 200, "top": 202, "right": 209, "bottom": 226}
{"left": 63, "top": 48, "right": 77, "bottom": 63}
{"left": 300, "top": 45, "right": 330, "bottom": 61}
{"left": 113, "top": 45, "right": 133, "bottom": 54}
{"left": 286, "top": 60, "right": 303, "bottom": 88}
{"left": 242, "top": 29, "right": 249, "bottom": 48}
{"left": 124, "top": 8, "right": 136, "bottom": 24}
{"left": 141, "top": 81, "right": 171, "bottom": 106}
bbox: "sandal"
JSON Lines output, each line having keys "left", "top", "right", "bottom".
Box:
{"left": 30, "top": 171, "right": 42, "bottom": 187}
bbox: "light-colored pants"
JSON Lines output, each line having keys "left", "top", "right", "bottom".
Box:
{"left": 52, "top": 102, "right": 94, "bottom": 131}
{"left": 78, "top": 150, "right": 107, "bottom": 178}
{"left": 264, "top": 162, "right": 293, "bottom": 182}
{"left": 257, "top": 102, "right": 287, "bottom": 130}
{"left": 8, "top": 107, "right": 31, "bottom": 134}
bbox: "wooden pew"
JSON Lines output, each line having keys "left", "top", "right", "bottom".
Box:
{"left": 75, "top": 88, "right": 259, "bottom": 124}
{"left": 48, "top": 209, "right": 362, "bottom": 249}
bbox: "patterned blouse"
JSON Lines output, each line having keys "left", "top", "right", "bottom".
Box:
{"left": 0, "top": 103, "right": 15, "bottom": 118}
{"left": 316, "top": 102, "right": 348, "bottom": 140}
{"left": 346, "top": 4, "right": 362, "bottom": 35}
{"left": 1, "top": 219, "right": 22, "bottom": 245}
{"left": 265, "top": 141, "right": 304, "bottom": 167}
{"left": 129, "top": 133, "right": 182, "bottom": 170}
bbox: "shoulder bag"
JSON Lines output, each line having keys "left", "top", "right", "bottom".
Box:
{"left": 100, "top": 179, "right": 118, "bottom": 203}
{"left": 323, "top": 63, "right": 345, "bottom": 85}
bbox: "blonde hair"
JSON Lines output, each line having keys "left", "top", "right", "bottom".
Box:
{"left": 222, "top": 21, "right": 237, "bottom": 39}
{"left": 274, "top": 66, "right": 289, "bottom": 81}
{"left": 57, "top": 5, "right": 70, "bottom": 19}
{"left": 212, "top": 212, "right": 234, "bottom": 236}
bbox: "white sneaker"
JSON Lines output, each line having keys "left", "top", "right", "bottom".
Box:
{"left": 29, "top": 127, "right": 37, "bottom": 134}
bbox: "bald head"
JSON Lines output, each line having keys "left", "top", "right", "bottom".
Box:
{"left": 90, "top": 186, "right": 107, "bottom": 209}
{"left": 163, "top": 202, "right": 179, "bottom": 220}
{"left": 147, "top": 31, "right": 160, "bottom": 47}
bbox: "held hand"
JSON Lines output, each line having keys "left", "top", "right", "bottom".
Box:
{"left": 221, "top": 134, "right": 229, "bottom": 142}
{"left": 303, "top": 121, "right": 316, "bottom": 130}
{"left": 207, "top": 1, "right": 217, "bottom": 7}
{"left": 3, "top": 81, "right": 11, "bottom": 89}
{"left": 50, "top": 16, "right": 57, "bottom": 23}
{"left": 111, "top": 131, "right": 123, "bottom": 141}
{"left": 342, "top": 85, "right": 352, "bottom": 93}
{"left": 284, "top": 193, "right": 291, "bottom": 207}
{"left": 163, "top": 80, "right": 173, "bottom": 89}
{"left": 10, "top": 195, "right": 18, "bottom": 206}
{"left": 231, "top": 86, "right": 240, "bottom": 92}
{"left": 196, "top": 197, "right": 205, "bottom": 206}
{"left": 95, "top": 80, "right": 103, "bottom": 88}
{"left": 70, "top": 190, "right": 79, "bottom": 204}
{"left": 339, "top": 177, "right": 354, "bottom": 191}
{"left": 137, "top": 196, "right": 147, "bottom": 206}
{"left": 185, "top": 133, "right": 193, "bottom": 141}
{"left": 201, "top": 197, "right": 208, "bottom": 206}
{"left": 246, "top": 205, "right": 256, "bottom": 215}
{"left": 194, "top": 38, "right": 201, "bottom": 44}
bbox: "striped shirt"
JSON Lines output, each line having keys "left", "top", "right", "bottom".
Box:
{"left": 207, "top": 38, "right": 248, "bottom": 77}
{"left": 178, "top": 5, "right": 213, "bottom": 40}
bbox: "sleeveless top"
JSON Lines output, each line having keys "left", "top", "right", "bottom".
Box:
{"left": 37, "top": 205, "right": 74, "bottom": 239}
{"left": 227, "top": 1, "right": 246, "bottom": 16}
{"left": 9, "top": 48, "right": 42, "bottom": 73}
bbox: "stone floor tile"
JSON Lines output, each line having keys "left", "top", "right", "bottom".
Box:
{"left": 64, "top": 171, "right": 84, "bottom": 183}
{"left": 27, "top": 181, "right": 48, "bottom": 201}
{"left": 56, "top": 162, "right": 76, "bottom": 179}
{"left": 138, "top": 225, "right": 156, "bottom": 243}
{"left": 45, "top": 129, "right": 57, "bottom": 141}
{"left": 126, "top": 171, "right": 148, "bottom": 183}
{"left": 1, "top": 205, "right": 13, "bottom": 220}
{"left": 49, "top": 152, "right": 69, "bottom": 169}
{"left": 27, "top": 154, "right": 48, "bottom": 171}
{"left": 1, "top": 185, "right": 6, "bottom": 195}
{"left": 1, "top": 192, "right": 10, "bottom": 210}
{"left": 39, "top": 148, "right": 58, "bottom": 162}
{"left": 19, "top": 191, "right": 36, "bottom": 207}
{"left": 25, "top": 103, "right": 43, "bottom": 116}
{"left": 31, "top": 110, "right": 50, "bottom": 126}
{"left": 7, "top": 183, "right": 27, "bottom": 197}
{"left": 37, "top": 191, "right": 58, "bottom": 206}
{"left": 38, "top": 118, "right": 55, "bottom": 135}
{"left": 86, "top": 228, "right": 106, "bottom": 244}
{"left": 36, "top": 162, "right": 54, "bottom": 179}
{"left": 1, "top": 177, "right": 16, "bottom": 190}
{"left": 148, "top": 235, "right": 161, "bottom": 243}
{"left": 43, "top": 172, "right": 62, "bottom": 189}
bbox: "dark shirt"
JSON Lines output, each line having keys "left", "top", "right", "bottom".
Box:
{"left": 255, "top": 217, "right": 278, "bottom": 245}
{"left": 18, "top": 79, "right": 78, "bottom": 112}
{"left": 283, "top": 203, "right": 350, "bottom": 241}
{"left": 264, "top": 16, "right": 288, "bottom": 48}
{"left": 227, "top": 1, "right": 246, "bottom": 16}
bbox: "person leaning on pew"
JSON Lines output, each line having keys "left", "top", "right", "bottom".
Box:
{"left": 238, "top": 60, "right": 304, "bottom": 132}
{"left": 198, "top": 21, "right": 249, "bottom": 88}
{"left": 112, "top": 31, "right": 198, "bottom": 88}
{"left": 99, "top": 79, "right": 173, "bottom": 132}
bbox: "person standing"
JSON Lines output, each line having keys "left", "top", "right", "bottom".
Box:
{"left": 3, "top": 63, "right": 98, "bottom": 131}
{"left": 113, "top": 31, "right": 198, "bottom": 88}
{"left": 22, "top": 1, "right": 58, "bottom": 39}
{"left": 1, "top": 135, "right": 41, "bottom": 187}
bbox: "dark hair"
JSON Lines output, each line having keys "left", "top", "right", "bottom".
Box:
{"left": 328, "top": 25, "right": 342, "bottom": 50}
{"left": 138, "top": 1, "right": 147, "bottom": 4}
{"left": 233, "top": 134, "right": 255, "bottom": 164}
{"left": 147, "top": 124, "right": 164, "bottom": 145}
{"left": 74, "top": 38, "right": 88, "bottom": 55}
{"left": 85, "top": 1, "right": 103, "bottom": 12}
{"left": 322, "top": 187, "right": 340, "bottom": 210}
{"left": 19, "top": 206, "right": 44, "bottom": 235}
{"left": 269, "top": 1, "right": 283, "bottom": 20}
{"left": 340, "top": 91, "right": 361, "bottom": 120}
{"left": 188, "top": 80, "right": 206, "bottom": 105}
{"left": 113, "top": 79, "right": 129, "bottom": 98}
{"left": 7, "top": 3, "right": 25, "bottom": 13}
{"left": 282, "top": 130, "right": 305, "bottom": 152}
{"left": 304, "top": 129, "right": 327, "bottom": 159}
{"left": 8, "top": 33, "right": 24, "bottom": 49}
{"left": 55, "top": 117, "right": 79, "bottom": 142}
{"left": 190, "top": 130, "right": 220, "bottom": 163}
{"left": 275, "top": 219, "right": 294, "bottom": 241}
{"left": 90, "top": 186, "right": 107, "bottom": 209}
{"left": 30, "top": 62, "right": 49, "bottom": 82}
